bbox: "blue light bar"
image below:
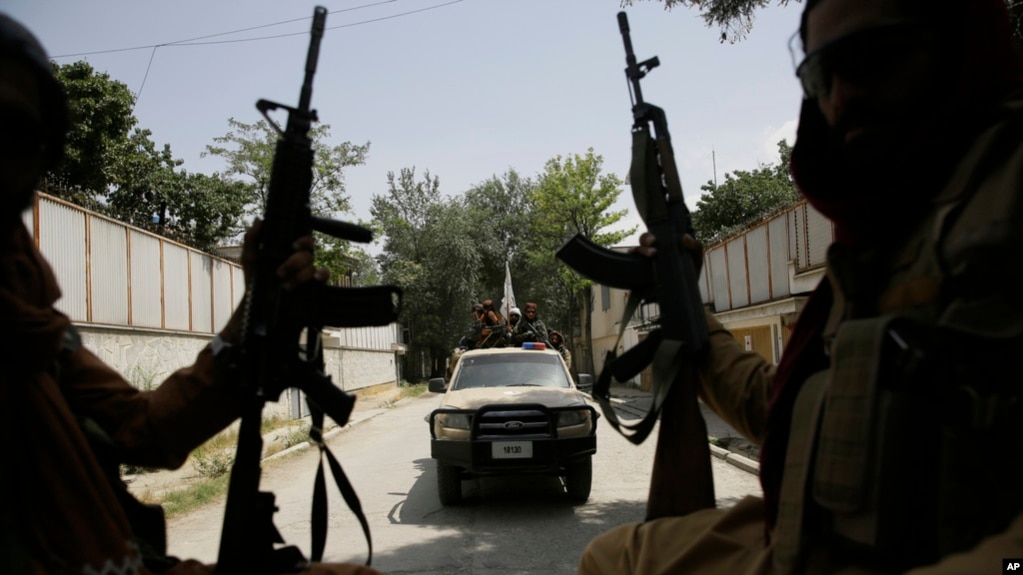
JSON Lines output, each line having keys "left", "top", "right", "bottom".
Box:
{"left": 522, "top": 342, "right": 547, "bottom": 350}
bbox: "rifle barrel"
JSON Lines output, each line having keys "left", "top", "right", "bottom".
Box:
{"left": 299, "top": 6, "right": 327, "bottom": 112}
{"left": 618, "top": 11, "right": 644, "bottom": 106}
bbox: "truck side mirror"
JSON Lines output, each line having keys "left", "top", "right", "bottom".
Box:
{"left": 428, "top": 377, "right": 448, "bottom": 393}
{"left": 576, "top": 373, "right": 593, "bottom": 393}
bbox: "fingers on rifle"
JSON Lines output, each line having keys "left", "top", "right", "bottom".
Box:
{"left": 682, "top": 234, "right": 704, "bottom": 257}
{"left": 292, "top": 234, "right": 315, "bottom": 252}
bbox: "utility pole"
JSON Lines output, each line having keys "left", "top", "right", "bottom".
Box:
{"left": 712, "top": 147, "right": 718, "bottom": 189}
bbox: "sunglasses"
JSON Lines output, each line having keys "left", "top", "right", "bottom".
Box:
{"left": 792, "top": 22, "right": 923, "bottom": 100}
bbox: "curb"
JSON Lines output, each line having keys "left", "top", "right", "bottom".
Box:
{"left": 585, "top": 391, "right": 760, "bottom": 476}
{"left": 262, "top": 398, "right": 404, "bottom": 464}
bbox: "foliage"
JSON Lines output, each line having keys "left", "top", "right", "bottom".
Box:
{"left": 527, "top": 148, "right": 633, "bottom": 372}
{"left": 622, "top": 0, "right": 1023, "bottom": 46}
{"left": 463, "top": 169, "right": 537, "bottom": 310}
{"left": 372, "top": 168, "right": 481, "bottom": 377}
{"left": 691, "top": 140, "right": 798, "bottom": 244}
{"left": 190, "top": 447, "right": 232, "bottom": 479}
{"left": 48, "top": 61, "right": 252, "bottom": 253}
{"left": 368, "top": 154, "right": 629, "bottom": 378}
{"left": 620, "top": 0, "right": 796, "bottom": 42}
{"left": 46, "top": 61, "right": 137, "bottom": 208}
{"left": 105, "top": 130, "right": 249, "bottom": 253}
{"left": 399, "top": 382, "right": 428, "bottom": 399}
{"left": 203, "top": 118, "right": 368, "bottom": 219}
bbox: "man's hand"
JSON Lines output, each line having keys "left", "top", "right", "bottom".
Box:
{"left": 629, "top": 231, "right": 705, "bottom": 276}
{"left": 241, "top": 218, "right": 330, "bottom": 291}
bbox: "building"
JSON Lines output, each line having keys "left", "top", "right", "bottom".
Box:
{"left": 587, "top": 200, "right": 833, "bottom": 390}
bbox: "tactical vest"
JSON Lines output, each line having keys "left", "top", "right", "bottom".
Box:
{"left": 774, "top": 98, "right": 1023, "bottom": 573}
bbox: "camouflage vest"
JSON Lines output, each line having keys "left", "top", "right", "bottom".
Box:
{"left": 774, "top": 95, "right": 1023, "bottom": 573}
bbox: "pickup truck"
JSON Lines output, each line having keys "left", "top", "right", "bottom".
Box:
{"left": 427, "top": 343, "right": 598, "bottom": 505}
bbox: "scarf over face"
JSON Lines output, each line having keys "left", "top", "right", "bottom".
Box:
{"left": 760, "top": 0, "right": 1023, "bottom": 530}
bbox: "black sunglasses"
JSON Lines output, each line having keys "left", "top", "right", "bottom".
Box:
{"left": 792, "top": 22, "right": 922, "bottom": 100}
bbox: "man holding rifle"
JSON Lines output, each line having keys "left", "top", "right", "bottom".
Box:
{"left": 579, "top": 0, "right": 1023, "bottom": 573}
{"left": 0, "top": 13, "right": 379, "bottom": 575}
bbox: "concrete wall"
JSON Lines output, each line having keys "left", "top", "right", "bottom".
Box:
{"left": 78, "top": 324, "right": 398, "bottom": 420}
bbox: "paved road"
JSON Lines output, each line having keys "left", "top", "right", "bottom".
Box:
{"left": 168, "top": 392, "right": 762, "bottom": 574}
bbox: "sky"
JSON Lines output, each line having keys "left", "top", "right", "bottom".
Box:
{"left": 5, "top": 0, "right": 806, "bottom": 250}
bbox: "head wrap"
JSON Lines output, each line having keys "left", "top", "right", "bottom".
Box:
{"left": 0, "top": 13, "right": 68, "bottom": 169}
{"left": 762, "top": 0, "right": 1023, "bottom": 532}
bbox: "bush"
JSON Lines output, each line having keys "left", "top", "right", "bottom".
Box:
{"left": 191, "top": 449, "right": 232, "bottom": 479}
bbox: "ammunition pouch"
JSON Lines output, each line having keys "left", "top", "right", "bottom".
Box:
{"left": 801, "top": 315, "right": 1023, "bottom": 570}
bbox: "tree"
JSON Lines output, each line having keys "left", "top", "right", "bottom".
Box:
{"left": 463, "top": 169, "right": 536, "bottom": 310}
{"left": 203, "top": 118, "right": 368, "bottom": 219}
{"left": 622, "top": 0, "right": 1023, "bottom": 45}
{"left": 46, "top": 61, "right": 137, "bottom": 208}
{"left": 620, "top": 0, "right": 796, "bottom": 42}
{"left": 528, "top": 148, "right": 634, "bottom": 374}
{"left": 691, "top": 139, "right": 798, "bottom": 244}
{"left": 372, "top": 167, "right": 482, "bottom": 380}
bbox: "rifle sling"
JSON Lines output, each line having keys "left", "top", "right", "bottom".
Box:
{"left": 308, "top": 399, "right": 373, "bottom": 567}
{"left": 592, "top": 291, "right": 684, "bottom": 445}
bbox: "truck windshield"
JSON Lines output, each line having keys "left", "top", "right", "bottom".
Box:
{"left": 452, "top": 353, "right": 571, "bottom": 390}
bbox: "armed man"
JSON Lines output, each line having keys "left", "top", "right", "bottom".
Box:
{"left": 0, "top": 13, "right": 381, "bottom": 575}
{"left": 510, "top": 302, "right": 549, "bottom": 346}
{"left": 576, "top": 0, "right": 1023, "bottom": 573}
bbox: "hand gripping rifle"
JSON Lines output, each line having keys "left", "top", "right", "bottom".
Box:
{"left": 556, "top": 11, "right": 714, "bottom": 520}
{"left": 215, "top": 7, "right": 402, "bottom": 573}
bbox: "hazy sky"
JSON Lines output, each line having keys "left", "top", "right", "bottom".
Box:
{"left": 6, "top": 0, "right": 806, "bottom": 249}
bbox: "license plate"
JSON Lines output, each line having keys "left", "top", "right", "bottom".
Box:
{"left": 492, "top": 441, "right": 533, "bottom": 459}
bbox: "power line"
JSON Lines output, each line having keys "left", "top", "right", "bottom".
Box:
{"left": 51, "top": 0, "right": 458, "bottom": 58}
{"left": 174, "top": 0, "right": 464, "bottom": 47}
{"left": 52, "top": 0, "right": 464, "bottom": 108}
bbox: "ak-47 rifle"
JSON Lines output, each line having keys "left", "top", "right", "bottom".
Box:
{"left": 215, "top": 7, "right": 402, "bottom": 573}
{"left": 556, "top": 11, "right": 714, "bottom": 520}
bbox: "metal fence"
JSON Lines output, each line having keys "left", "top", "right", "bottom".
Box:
{"left": 25, "top": 192, "right": 401, "bottom": 350}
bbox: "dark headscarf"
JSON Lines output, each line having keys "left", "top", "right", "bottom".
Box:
{"left": 761, "top": 0, "right": 1023, "bottom": 531}
{"left": 0, "top": 13, "right": 68, "bottom": 170}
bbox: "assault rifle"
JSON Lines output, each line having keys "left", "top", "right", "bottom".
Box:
{"left": 215, "top": 7, "right": 402, "bottom": 573}
{"left": 556, "top": 11, "right": 714, "bottom": 520}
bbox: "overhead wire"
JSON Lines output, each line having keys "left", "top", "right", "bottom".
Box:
{"left": 51, "top": 0, "right": 456, "bottom": 58}
{"left": 51, "top": 0, "right": 464, "bottom": 108}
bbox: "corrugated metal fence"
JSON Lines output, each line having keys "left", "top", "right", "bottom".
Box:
{"left": 703, "top": 200, "right": 834, "bottom": 313}
{"left": 25, "top": 193, "right": 400, "bottom": 349}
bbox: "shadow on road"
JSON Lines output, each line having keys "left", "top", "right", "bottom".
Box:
{"left": 365, "top": 457, "right": 647, "bottom": 573}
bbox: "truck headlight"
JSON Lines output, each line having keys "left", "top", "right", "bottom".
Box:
{"left": 556, "top": 409, "right": 590, "bottom": 427}
{"left": 437, "top": 412, "right": 472, "bottom": 430}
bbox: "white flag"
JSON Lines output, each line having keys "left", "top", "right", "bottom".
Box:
{"left": 500, "top": 260, "right": 516, "bottom": 318}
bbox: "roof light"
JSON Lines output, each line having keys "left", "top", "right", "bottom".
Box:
{"left": 522, "top": 342, "right": 546, "bottom": 350}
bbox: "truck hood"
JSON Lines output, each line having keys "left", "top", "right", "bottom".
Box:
{"left": 441, "top": 387, "right": 586, "bottom": 410}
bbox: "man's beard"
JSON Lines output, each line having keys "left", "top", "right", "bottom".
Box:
{"left": 829, "top": 112, "right": 934, "bottom": 187}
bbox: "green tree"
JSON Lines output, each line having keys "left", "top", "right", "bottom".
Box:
{"left": 623, "top": 0, "right": 1023, "bottom": 45}
{"left": 528, "top": 148, "right": 634, "bottom": 374}
{"left": 463, "top": 169, "right": 536, "bottom": 309}
{"left": 203, "top": 118, "right": 368, "bottom": 218}
{"left": 691, "top": 139, "right": 798, "bottom": 244}
{"left": 372, "top": 167, "right": 481, "bottom": 380}
{"left": 620, "top": 0, "right": 797, "bottom": 42}
{"left": 203, "top": 117, "right": 370, "bottom": 274}
{"left": 46, "top": 61, "right": 137, "bottom": 208}
{"left": 105, "top": 129, "right": 249, "bottom": 253}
